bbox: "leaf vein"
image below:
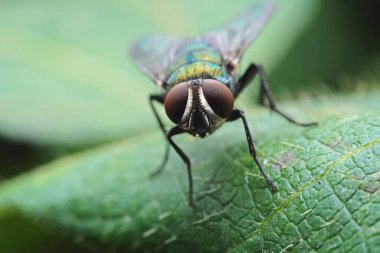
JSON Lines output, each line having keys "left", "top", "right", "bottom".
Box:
{"left": 324, "top": 178, "right": 368, "bottom": 252}
{"left": 252, "top": 136, "right": 380, "bottom": 238}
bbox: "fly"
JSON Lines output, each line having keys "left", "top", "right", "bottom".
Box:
{"left": 128, "top": 1, "right": 317, "bottom": 207}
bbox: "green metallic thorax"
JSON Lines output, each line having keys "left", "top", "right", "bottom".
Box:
{"left": 166, "top": 42, "right": 231, "bottom": 88}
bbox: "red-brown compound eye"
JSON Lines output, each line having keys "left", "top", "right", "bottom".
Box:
{"left": 202, "top": 79, "right": 234, "bottom": 119}
{"left": 164, "top": 83, "right": 189, "bottom": 124}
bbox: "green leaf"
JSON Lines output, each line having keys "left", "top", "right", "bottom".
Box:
{"left": 1, "top": 93, "right": 380, "bottom": 252}
{"left": 0, "top": 0, "right": 319, "bottom": 146}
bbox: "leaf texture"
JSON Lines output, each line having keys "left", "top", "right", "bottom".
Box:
{"left": 1, "top": 110, "right": 380, "bottom": 252}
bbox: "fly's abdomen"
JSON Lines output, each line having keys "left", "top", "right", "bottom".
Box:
{"left": 166, "top": 42, "right": 230, "bottom": 87}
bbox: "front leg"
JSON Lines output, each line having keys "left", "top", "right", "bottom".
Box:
{"left": 150, "top": 96, "right": 194, "bottom": 206}
{"left": 149, "top": 94, "right": 170, "bottom": 177}
{"left": 235, "top": 63, "right": 317, "bottom": 127}
{"left": 166, "top": 126, "right": 194, "bottom": 207}
{"left": 227, "top": 109, "right": 277, "bottom": 193}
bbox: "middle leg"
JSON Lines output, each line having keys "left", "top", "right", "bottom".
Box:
{"left": 235, "top": 63, "right": 317, "bottom": 127}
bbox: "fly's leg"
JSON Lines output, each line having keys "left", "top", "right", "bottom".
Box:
{"left": 254, "top": 64, "right": 317, "bottom": 126}
{"left": 150, "top": 95, "right": 194, "bottom": 206}
{"left": 166, "top": 126, "right": 194, "bottom": 207}
{"left": 236, "top": 63, "right": 317, "bottom": 127}
{"left": 227, "top": 109, "right": 277, "bottom": 193}
{"left": 234, "top": 63, "right": 259, "bottom": 97}
{"left": 149, "top": 94, "right": 170, "bottom": 177}
{"left": 149, "top": 143, "right": 170, "bottom": 178}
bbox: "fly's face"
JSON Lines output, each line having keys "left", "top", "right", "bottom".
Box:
{"left": 164, "top": 79, "right": 234, "bottom": 138}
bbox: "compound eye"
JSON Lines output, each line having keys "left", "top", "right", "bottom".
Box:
{"left": 164, "top": 83, "right": 188, "bottom": 124}
{"left": 202, "top": 79, "right": 234, "bottom": 119}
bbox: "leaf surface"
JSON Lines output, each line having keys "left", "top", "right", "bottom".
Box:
{"left": 1, "top": 94, "right": 380, "bottom": 252}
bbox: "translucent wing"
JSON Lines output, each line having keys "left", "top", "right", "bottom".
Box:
{"left": 128, "top": 35, "right": 189, "bottom": 87}
{"left": 201, "top": 1, "right": 275, "bottom": 66}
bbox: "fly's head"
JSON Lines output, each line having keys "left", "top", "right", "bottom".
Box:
{"left": 164, "top": 79, "right": 234, "bottom": 138}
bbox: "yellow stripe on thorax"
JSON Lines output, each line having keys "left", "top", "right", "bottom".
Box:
{"left": 167, "top": 61, "right": 227, "bottom": 86}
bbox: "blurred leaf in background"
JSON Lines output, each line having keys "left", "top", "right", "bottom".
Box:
{"left": 0, "top": 0, "right": 319, "bottom": 147}
{"left": 0, "top": 0, "right": 321, "bottom": 181}
{"left": 270, "top": 0, "right": 380, "bottom": 95}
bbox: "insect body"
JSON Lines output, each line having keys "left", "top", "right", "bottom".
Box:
{"left": 165, "top": 41, "right": 234, "bottom": 137}
{"left": 129, "top": 2, "right": 316, "bottom": 206}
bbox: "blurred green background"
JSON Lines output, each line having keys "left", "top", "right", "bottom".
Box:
{"left": 0, "top": 0, "right": 380, "bottom": 252}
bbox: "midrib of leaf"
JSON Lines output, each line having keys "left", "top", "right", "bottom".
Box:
{"left": 254, "top": 135, "right": 380, "bottom": 237}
